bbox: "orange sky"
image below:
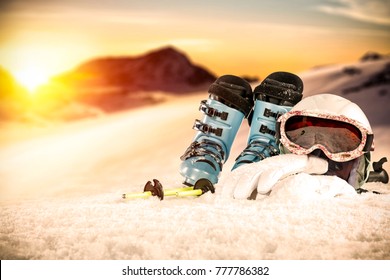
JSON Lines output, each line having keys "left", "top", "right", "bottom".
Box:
{"left": 1, "top": 0, "right": 389, "bottom": 89}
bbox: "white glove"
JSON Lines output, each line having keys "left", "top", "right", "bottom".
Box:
{"left": 222, "top": 154, "right": 328, "bottom": 199}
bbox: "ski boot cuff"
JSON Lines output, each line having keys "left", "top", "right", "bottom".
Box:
{"left": 254, "top": 72, "right": 303, "bottom": 106}
{"left": 208, "top": 75, "right": 253, "bottom": 117}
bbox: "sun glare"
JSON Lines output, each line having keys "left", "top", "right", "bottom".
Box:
{"left": 14, "top": 67, "right": 50, "bottom": 94}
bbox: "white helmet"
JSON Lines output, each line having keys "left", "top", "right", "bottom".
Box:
{"left": 277, "top": 93, "right": 374, "bottom": 188}
{"left": 291, "top": 94, "right": 372, "bottom": 132}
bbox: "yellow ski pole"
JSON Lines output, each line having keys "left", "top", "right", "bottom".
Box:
{"left": 122, "top": 179, "right": 165, "bottom": 200}
{"left": 164, "top": 186, "right": 194, "bottom": 196}
{"left": 122, "top": 179, "right": 215, "bottom": 200}
{"left": 122, "top": 183, "right": 194, "bottom": 200}
{"left": 122, "top": 191, "right": 154, "bottom": 199}
{"left": 171, "top": 179, "right": 215, "bottom": 197}
{"left": 176, "top": 189, "right": 203, "bottom": 197}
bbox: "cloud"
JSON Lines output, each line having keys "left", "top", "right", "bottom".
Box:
{"left": 2, "top": 7, "right": 173, "bottom": 26}
{"left": 316, "top": 0, "right": 390, "bottom": 25}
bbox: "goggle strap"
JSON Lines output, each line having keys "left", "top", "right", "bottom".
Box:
{"left": 363, "top": 134, "right": 374, "bottom": 152}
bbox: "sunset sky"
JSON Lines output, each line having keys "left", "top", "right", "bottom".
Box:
{"left": 1, "top": 0, "right": 389, "bottom": 89}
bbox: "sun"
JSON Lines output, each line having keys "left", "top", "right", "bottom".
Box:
{"left": 14, "top": 67, "right": 50, "bottom": 94}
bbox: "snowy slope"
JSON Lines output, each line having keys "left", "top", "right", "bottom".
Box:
{"left": 301, "top": 57, "right": 390, "bottom": 126}
{"left": 1, "top": 60, "right": 389, "bottom": 260}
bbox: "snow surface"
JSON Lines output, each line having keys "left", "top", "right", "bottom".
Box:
{"left": 1, "top": 60, "right": 390, "bottom": 260}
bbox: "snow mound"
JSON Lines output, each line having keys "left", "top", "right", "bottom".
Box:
{"left": 269, "top": 173, "right": 357, "bottom": 201}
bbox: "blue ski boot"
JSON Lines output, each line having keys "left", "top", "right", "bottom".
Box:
{"left": 180, "top": 75, "right": 253, "bottom": 186}
{"left": 232, "top": 72, "right": 303, "bottom": 170}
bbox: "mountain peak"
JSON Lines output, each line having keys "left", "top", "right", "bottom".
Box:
{"left": 62, "top": 46, "right": 216, "bottom": 93}
{"left": 149, "top": 45, "right": 182, "bottom": 55}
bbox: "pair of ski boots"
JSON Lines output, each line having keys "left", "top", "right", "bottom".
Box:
{"left": 179, "top": 72, "right": 303, "bottom": 190}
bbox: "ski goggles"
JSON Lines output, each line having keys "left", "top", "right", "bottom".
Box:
{"left": 276, "top": 110, "right": 374, "bottom": 162}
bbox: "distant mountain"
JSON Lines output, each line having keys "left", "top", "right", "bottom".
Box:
{"left": 55, "top": 46, "right": 216, "bottom": 93}
{"left": 360, "top": 51, "right": 390, "bottom": 62}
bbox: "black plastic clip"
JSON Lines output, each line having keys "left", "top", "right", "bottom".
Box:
{"left": 199, "top": 100, "right": 229, "bottom": 120}
{"left": 264, "top": 108, "right": 282, "bottom": 119}
{"left": 260, "top": 124, "right": 276, "bottom": 136}
{"left": 193, "top": 120, "right": 223, "bottom": 136}
{"left": 367, "top": 157, "right": 389, "bottom": 184}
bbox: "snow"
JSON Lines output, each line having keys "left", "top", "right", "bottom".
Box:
{"left": 1, "top": 61, "right": 390, "bottom": 260}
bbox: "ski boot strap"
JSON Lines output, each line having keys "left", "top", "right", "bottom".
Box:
{"left": 255, "top": 101, "right": 292, "bottom": 137}
{"left": 193, "top": 119, "right": 223, "bottom": 137}
{"left": 180, "top": 139, "right": 225, "bottom": 170}
{"left": 264, "top": 108, "right": 283, "bottom": 120}
{"left": 235, "top": 140, "right": 279, "bottom": 162}
{"left": 199, "top": 100, "right": 229, "bottom": 121}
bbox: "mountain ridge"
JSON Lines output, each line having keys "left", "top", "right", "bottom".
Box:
{"left": 55, "top": 46, "right": 217, "bottom": 93}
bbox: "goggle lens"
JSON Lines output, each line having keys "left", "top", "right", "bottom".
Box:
{"left": 284, "top": 116, "right": 362, "bottom": 153}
